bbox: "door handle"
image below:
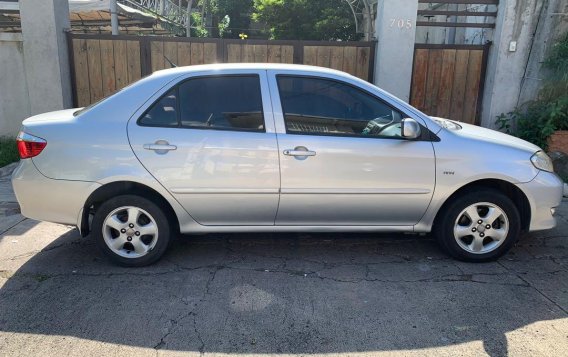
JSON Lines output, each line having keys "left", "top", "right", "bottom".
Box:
{"left": 143, "top": 144, "right": 177, "bottom": 151}
{"left": 283, "top": 147, "right": 316, "bottom": 158}
{"left": 283, "top": 150, "right": 316, "bottom": 156}
{"left": 143, "top": 140, "right": 177, "bottom": 154}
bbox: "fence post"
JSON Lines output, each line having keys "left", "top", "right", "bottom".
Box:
{"left": 293, "top": 42, "right": 304, "bottom": 64}
{"left": 140, "top": 37, "right": 152, "bottom": 76}
{"left": 373, "top": 0, "right": 418, "bottom": 103}
{"left": 20, "top": 0, "right": 73, "bottom": 113}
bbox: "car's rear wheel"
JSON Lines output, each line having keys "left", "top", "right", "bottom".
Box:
{"left": 434, "top": 189, "right": 521, "bottom": 262}
{"left": 92, "top": 195, "right": 171, "bottom": 266}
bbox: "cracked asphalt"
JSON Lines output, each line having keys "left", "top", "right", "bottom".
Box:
{"left": 0, "top": 175, "right": 567, "bottom": 356}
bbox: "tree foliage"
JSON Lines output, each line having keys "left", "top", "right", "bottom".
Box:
{"left": 252, "top": 0, "right": 360, "bottom": 41}
{"left": 206, "top": 0, "right": 255, "bottom": 38}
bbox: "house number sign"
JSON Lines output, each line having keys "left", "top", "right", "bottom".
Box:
{"left": 390, "top": 18, "right": 413, "bottom": 30}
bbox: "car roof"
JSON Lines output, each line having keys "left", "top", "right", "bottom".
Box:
{"left": 151, "top": 63, "right": 353, "bottom": 79}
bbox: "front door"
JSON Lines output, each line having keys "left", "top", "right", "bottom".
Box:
{"left": 269, "top": 73, "right": 436, "bottom": 226}
{"left": 128, "top": 71, "right": 280, "bottom": 225}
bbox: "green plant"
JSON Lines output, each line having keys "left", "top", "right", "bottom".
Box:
{"left": 252, "top": 0, "right": 361, "bottom": 41}
{"left": 190, "top": 11, "right": 210, "bottom": 37}
{"left": 495, "top": 112, "right": 514, "bottom": 134}
{"left": 496, "top": 32, "right": 568, "bottom": 150}
{"left": 0, "top": 137, "right": 18, "bottom": 168}
{"left": 218, "top": 15, "right": 231, "bottom": 37}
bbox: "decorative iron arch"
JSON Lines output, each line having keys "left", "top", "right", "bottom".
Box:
{"left": 343, "top": 0, "right": 375, "bottom": 40}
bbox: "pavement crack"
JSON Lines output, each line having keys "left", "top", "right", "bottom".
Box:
{"left": 0, "top": 240, "right": 92, "bottom": 263}
{"left": 205, "top": 265, "right": 221, "bottom": 295}
{"left": 193, "top": 312, "right": 205, "bottom": 356}
{"left": 204, "top": 265, "right": 532, "bottom": 287}
{"left": 0, "top": 216, "right": 27, "bottom": 235}
{"left": 497, "top": 261, "right": 568, "bottom": 315}
{"left": 152, "top": 265, "right": 219, "bottom": 351}
{"left": 516, "top": 273, "right": 568, "bottom": 315}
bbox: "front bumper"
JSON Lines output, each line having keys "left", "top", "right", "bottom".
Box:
{"left": 11, "top": 159, "right": 99, "bottom": 226}
{"left": 517, "top": 170, "right": 564, "bottom": 231}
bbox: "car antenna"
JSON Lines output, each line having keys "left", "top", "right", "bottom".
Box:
{"left": 164, "top": 55, "right": 177, "bottom": 68}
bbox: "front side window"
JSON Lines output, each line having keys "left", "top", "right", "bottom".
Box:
{"left": 277, "top": 76, "right": 404, "bottom": 138}
{"left": 179, "top": 75, "right": 265, "bottom": 131}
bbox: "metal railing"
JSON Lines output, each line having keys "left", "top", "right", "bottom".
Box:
{"left": 119, "top": 0, "right": 189, "bottom": 29}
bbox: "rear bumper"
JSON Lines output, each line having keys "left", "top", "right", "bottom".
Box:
{"left": 11, "top": 159, "right": 99, "bottom": 226}
{"left": 517, "top": 171, "right": 564, "bottom": 231}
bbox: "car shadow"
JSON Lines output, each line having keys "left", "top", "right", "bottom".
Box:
{"left": 0, "top": 227, "right": 567, "bottom": 355}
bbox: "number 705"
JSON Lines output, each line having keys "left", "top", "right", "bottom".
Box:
{"left": 390, "top": 18, "right": 413, "bottom": 29}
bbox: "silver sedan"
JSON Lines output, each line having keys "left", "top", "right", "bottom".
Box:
{"left": 12, "top": 64, "right": 563, "bottom": 266}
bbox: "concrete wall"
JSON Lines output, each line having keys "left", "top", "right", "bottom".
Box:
{"left": 481, "top": 0, "right": 568, "bottom": 128}
{"left": 20, "top": 0, "right": 72, "bottom": 114}
{"left": 517, "top": 0, "right": 568, "bottom": 105}
{"left": 373, "top": 0, "right": 418, "bottom": 102}
{"left": 0, "top": 33, "right": 30, "bottom": 136}
{"left": 0, "top": 0, "right": 73, "bottom": 137}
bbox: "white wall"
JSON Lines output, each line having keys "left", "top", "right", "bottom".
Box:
{"left": 373, "top": 0, "right": 418, "bottom": 102}
{"left": 0, "top": 33, "right": 30, "bottom": 137}
{"left": 481, "top": 0, "right": 568, "bottom": 128}
{"left": 0, "top": 0, "right": 72, "bottom": 137}
{"left": 20, "top": 0, "right": 72, "bottom": 114}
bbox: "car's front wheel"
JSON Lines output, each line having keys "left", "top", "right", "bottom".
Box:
{"left": 92, "top": 195, "right": 171, "bottom": 266}
{"left": 435, "top": 189, "right": 521, "bottom": 262}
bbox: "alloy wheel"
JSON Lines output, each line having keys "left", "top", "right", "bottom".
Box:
{"left": 102, "top": 206, "right": 159, "bottom": 258}
{"left": 453, "top": 202, "right": 509, "bottom": 254}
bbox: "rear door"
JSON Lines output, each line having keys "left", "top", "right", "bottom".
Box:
{"left": 128, "top": 70, "right": 280, "bottom": 225}
{"left": 268, "top": 71, "right": 436, "bottom": 226}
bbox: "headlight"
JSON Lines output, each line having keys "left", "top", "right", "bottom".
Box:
{"left": 531, "top": 151, "right": 554, "bottom": 172}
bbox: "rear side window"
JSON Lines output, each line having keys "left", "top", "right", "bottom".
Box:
{"left": 138, "top": 89, "right": 178, "bottom": 127}
{"left": 180, "top": 76, "right": 264, "bottom": 131}
{"left": 138, "top": 75, "right": 265, "bottom": 132}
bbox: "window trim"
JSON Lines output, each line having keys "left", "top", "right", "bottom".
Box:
{"left": 275, "top": 74, "right": 432, "bottom": 141}
{"left": 137, "top": 74, "right": 267, "bottom": 133}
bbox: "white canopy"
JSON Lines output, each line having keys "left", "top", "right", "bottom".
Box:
{"left": 69, "top": 0, "right": 155, "bottom": 24}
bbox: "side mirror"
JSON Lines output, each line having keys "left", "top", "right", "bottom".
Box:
{"left": 401, "top": 118, "right": 421, "bottom": 139}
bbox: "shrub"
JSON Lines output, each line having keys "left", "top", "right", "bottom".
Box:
{"left": 0, "top": 137, "right": 19, "bottom": 168}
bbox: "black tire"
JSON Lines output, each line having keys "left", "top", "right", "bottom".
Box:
{"left": 434, "top": 189, "right": 521, "bottom": 262}
{"left": 92, "top": 194, "right": 172, "bottom": 267}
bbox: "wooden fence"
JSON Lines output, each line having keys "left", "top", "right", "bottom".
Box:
{"left": 410, "top": 43, "right": 490, "bottom": 125}
{"left": 67, "top": 33, "right": 376, "bottom": 107}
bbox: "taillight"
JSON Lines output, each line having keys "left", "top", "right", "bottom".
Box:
{"left": 16, "top": 131, "right": 47, "bottom": 159}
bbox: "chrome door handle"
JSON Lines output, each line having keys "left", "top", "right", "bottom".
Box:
{"left": 143, "top": 144, "right": 177, "bottom": 151}
{"left": 143, "top": 140, "right": 177, "bottom": 154}
{"left": 283, "top": 150, "right": 316, "bottom": 156}
{"left": 283, "top": 147, "right": 316, "bottom": 158}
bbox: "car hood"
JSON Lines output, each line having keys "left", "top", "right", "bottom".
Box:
{"left": 433, "top": 117, "right": 541, "bottom": 154}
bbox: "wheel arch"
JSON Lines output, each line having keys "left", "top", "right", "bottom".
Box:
{"left": 433, "top": 178, "right": 531, "bottom": 231}
{"left": 80, "top": 181, "right": 180, "bottom": 237}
